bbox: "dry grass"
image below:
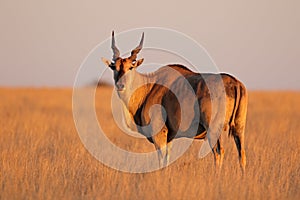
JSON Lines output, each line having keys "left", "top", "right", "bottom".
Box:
{"left": 0, "top": 87, "right": 299, "bottom": 199}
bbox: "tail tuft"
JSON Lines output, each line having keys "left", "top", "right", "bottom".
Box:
{"left": 228, "top": 124, "right": 235, "bottom": 137}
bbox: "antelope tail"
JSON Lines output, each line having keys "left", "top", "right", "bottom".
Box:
{"left": 228, "top": 84, "right": 241, "bottom": 137}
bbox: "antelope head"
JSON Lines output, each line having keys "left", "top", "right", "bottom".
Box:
{"left": 102, "top": 31, "right": 144, "bottom": 92}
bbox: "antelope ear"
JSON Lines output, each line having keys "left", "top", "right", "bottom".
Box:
{"left": 101, "top": 57, "right": 111, "bottom": 67}
{"left": 133, "top": 58, "right": 144, "bottom": 68}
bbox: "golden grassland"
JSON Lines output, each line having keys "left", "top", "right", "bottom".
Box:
{"left": 0, "top": 87, "right": 299, "bottom": 199}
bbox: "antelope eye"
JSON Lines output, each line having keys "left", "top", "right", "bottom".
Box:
{"left": 109, "top": 64, "right": 116, "bottom": 70}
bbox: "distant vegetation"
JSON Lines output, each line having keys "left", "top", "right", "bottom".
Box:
{"left": 88, "top": 80, "right": 112, "bottom": 87}
{"left": 97, "top": 80, "right": 112, "bottom": 87}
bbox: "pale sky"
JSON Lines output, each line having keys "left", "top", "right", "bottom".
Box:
{"left": 0, "top": 0, "right": 299, "bottom": 90}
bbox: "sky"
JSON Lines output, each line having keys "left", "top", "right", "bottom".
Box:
{"left": 0, "top": 0, "right": 299, "bottom": 90}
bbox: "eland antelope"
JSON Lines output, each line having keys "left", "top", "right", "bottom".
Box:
{"left": 101, "top": 31, "right": 248, "bottom": 172}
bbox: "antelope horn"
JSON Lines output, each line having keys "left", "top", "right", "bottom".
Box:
{"left": 130, "top": 32, "right": 144, "bottom": 61}
{"left": 111, "top": 31, "right": 120, "bottom": 61}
